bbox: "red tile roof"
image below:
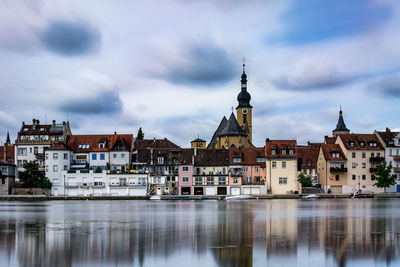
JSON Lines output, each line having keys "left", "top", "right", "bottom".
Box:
{"left": 324, "top": 136, "right": 337, "bottom": 144}
{"left": 45, "top": 141, "right": 70, "bottom": 151}
{"left": 228, "top": 147, "right": 266, "bottom": 167}
{"left": 265, "top": 139, "right": 297, "bottom": 159}
{"left": 134, "top": 138, "right": 180, "bottom": 149}
{"left": 298, "top": 145, "right": 319, "bottom": 169}
{"left": 321, "top": 144, "right": 347, "bottom": 161}
{"left": 338, "top": 134, "right": 384, "bottom": 150}
{"left": 376, "top": 128, "right": 399, "bottom": 147}
{"left": 194, "top": 149, "right": 229, "bottom": 166}
{"left": 134, "top": 148, "right": 193, "bottom": 165}
{"left": 67, "top": 134, "right": 133, "bottom": 153}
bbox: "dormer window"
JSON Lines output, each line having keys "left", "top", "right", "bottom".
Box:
{"left": 23, "top": 128, "right": 28, "bottom": 132}
{"left": 233, "top": 157, "right": 242, "bottom": 163}
{"left": 389, "top": 140, "right": 394, "bottom": 145}
{"left": 350, "top": 142, "right": 355, "bottom": 148}
{"left": 369, "top": 142, "right": 377, "bottom": 148}
{"left": 359, "top": 142, "right": 365, "bottom": 148}
{"left": 99, "top": 143, "right": 105, "bottom": 148}
{"left": 282, "top": 150, "right": 287, "bottom": 155}
{"left": 331, "top": 152, "right": 340, "bottom": 158}
{"left": 271, "top": 150, "right": 276, "bottom": 155}
{"left": 289, "top": 149, "right": 294, "bottom": 155}
{"left": 157, "top": 157, "right": 164, "bottom": 164}
{"left": 256, "top": 157, "right": 265, "bottom": 162}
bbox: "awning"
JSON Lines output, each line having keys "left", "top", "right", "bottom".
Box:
{"left": 71, "top": 164, "right": 86, "bottom": 169}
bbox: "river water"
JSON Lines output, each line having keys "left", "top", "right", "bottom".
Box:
{"left": 0, "top": 199, "right": 399, "bottom": 267}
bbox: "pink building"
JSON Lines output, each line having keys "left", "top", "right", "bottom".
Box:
{"left": 178, "top": 164, "right": 194, "bottom": 195}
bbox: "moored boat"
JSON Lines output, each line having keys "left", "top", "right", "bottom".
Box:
{"left": 224, "top": 195, "right": 255, "bottom": 200}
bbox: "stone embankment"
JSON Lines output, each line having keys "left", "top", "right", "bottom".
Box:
{"left": 0, "top": 193, "right": 399, "bottom": 201}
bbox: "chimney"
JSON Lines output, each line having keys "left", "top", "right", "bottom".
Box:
{"left": 386, "top": 127, "right": 390, "bottom": 133}
{"left": 52, "top": 120, "right": 56, "bottom": 125}
{"left": 32, "top": 119, "right": 36, "bottom": 130}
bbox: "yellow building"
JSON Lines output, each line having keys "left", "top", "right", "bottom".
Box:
{"left": 265, "top": 139, "right": 300, "bottom": 194}
{"left": 190, "top": 138, "right": 206, "bottom": 149}
{"left": 208, "top": 64, "right": 253, "bottom": 149}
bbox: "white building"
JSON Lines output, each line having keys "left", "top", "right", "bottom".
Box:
{"left": 15, "top": 119, "right": 71, "bottom": 173}
{"left": 375, "top": 128, "right": 400, "bottom": 192}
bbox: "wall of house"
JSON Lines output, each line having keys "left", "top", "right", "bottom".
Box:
{"left": 89, "top": 152, "right": 109, "bottom": 168}
{"left": 178, "top": 165, "right": 193, "bottom": 195}
{"left": 109, "top": 151, "right": 130, "bottom": 169}
{"left": 45, "top": 150, "right": 71, "bottom": 188}
{"left": 266, "top": 159, "right": 299, "bottom": 194}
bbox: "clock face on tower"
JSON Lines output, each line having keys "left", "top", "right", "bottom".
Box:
{"left": 242, "top": 108, "right": 248, "bottom": 114}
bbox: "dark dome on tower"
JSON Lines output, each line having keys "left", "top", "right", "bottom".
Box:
{"left": 237, "top": 64, "right": 252, "bottom": 108}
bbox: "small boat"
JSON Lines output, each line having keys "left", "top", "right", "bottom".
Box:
{"left": 199, "top": 196, "right": 208, "bottom": 200}
{"left": 224, "top": 195, "right": 255, "bottom": 200}
{"left": 171, "top": 195, "right": 190, "bottom": 199}
{"left": 302, "top": 194, "right": 319, "bottom": 199}
{"left": 351, "top": 193, "right": 374, "bottom": 198}
{"left": 150, "top": 195, "right": 161, "bottom": 200}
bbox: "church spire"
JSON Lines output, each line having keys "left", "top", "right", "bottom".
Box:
{"left": 5, "top": 131, "right": 10, "bottom": 145}
{"left": 237, "top": 63, "right": 252, "bottom": 108}
{"left": 333, "top": 106, "right": 350, "bottom": 136}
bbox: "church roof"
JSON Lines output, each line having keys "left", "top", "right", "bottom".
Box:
{"left": 207, "top": 116, "right": 228, "bottom": 149}
{"left": 218, "top": 113, "right": 247, "bottom": 137}
{"left": 334, "top": 109, "right": 349, "bottom": 132}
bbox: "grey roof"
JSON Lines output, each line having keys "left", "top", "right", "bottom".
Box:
{"left": 218, "top": 113, "right": 247, "bottom": 137}
{"left": 50, "top": 124, "right": 64, "bottom": 133}
{"left": 334, "top": 109, "right": 349, "bottom": 132}
{"left": 207, "top": 116, "right": 228, "bottom": 149}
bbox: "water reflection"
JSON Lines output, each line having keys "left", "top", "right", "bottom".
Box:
{"left": 0, "top": 200, "right": 399, "bottom": 267}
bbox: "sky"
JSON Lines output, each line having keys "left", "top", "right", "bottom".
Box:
{"left": 1, "top": 0, "right": 400, "bottom": 147}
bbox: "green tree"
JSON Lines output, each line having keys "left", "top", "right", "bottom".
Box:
{"left": 374, "top": 162, "right": 397, "bottom": 191}
{"left": 297, "top": 172, "right": 313, "bottom": 187}
{"left": 19, "top": 162, "right": 51, "bottom": 189}
{"left": 136, "top": 127, "right": 144, "bottom": 140}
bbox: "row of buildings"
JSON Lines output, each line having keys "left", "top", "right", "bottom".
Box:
{"left": 1, "top": 64, "right": 400, "bottom": 195}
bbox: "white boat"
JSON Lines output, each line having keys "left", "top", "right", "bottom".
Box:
{"left": 150, "top": 195, "right": 161, "bottom": 200}
{"left": 302, "top": 194, "right": 319, "bottom": 199}
{"left": 224, "top": 195, "right": 255, "bottom": 200}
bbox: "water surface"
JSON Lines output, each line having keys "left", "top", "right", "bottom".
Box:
{"left": 0, "top": 199, "right": 399, "bottom": 267}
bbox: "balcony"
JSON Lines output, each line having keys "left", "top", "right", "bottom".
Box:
{"left": 370, "top": 167, "right": 378, "bottom": 173}
{"left": 34, "top": 153, "right": 45, "bottom": 160}
{"left": 242, "top": 180, "right": 266, "bottom": 185}
{"left": 392, "top": 155, "right": 400, "bottom": 161}
{"left": 230, "top": 171, "right": 243, "bottom": 177}
{"left": 109, "top": 183, "right": 128, "bottom": 187}
{"left": 65, "top": 183, "right": 79, "bottom": 188}
{"left": 92, "top": 183, "right": 106, "bottom": 188}
{"left": 330, "top": 167, "right": 347, "bottom": 172}
{"left": 394, "top": 167, "right": 400, "bottom": 173}
{"left": 67, "top": 169, "right": 76, "bottom": 173}
{"left": 370, "top": 157, "right": 384, "bottom": 163}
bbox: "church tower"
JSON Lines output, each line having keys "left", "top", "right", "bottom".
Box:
{"left": 333, "top": 107, "right": 350, "bottom": 137}
{"left": 236, "top": 64, "right": 253, "bottom": 143}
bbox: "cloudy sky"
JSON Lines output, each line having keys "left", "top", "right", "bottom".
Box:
{"left": 1, "top": 0, "right": 400, "bottom": 147}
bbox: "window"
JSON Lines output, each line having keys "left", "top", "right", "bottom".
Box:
{"left": 158, "top": 177, "right": 161, "bottom": 183}
{"left": 92, "top": 154, "right": 97, "bottom": 160}
{"left": 307, "top": 160, "right": 312, "bottom": 166}
{"left": 63, "top": 153, "right": 68, "bottom": 160}
{"left": 219, "top": 177, "right": 226, "bottom": 184}
{"left": 45, "top": 165, "right": 48, "bottom": 172}
{"left": 64, "top": 165, "right": 68, "bottom": 170}
{"left": 282, "top": 150, "right": 287, "bottom": 155}
{"left": 360, "top": 142, "right": 365, "bottom": 147}
{"left": 362, "top": 163, "right": 366, "bottom": 168}
{"left": 46, "top": 153, "right": 49, "bottom": 159}
{"left": 207, "top": 177, "right": 214, "bottom": 185}
{"left": 335, "top": 175, "right": 339, "bottom": 181}
{"left": 53, "top": 153, "right": 58, "bottom": 160}
{"left": 113, "top": 154, "right": 117, "bottom": 159}
{"left": 352, "top": 163, "right": 356, "bottom": 168}
{"left": 222, "top": 167, "right": 226, "bottom": 174}
{"left": 272, "top": 162, "right": 277, "bottom": 168}
{"left": 362, "top": 152, "right": 366, "bottom": 158}
{"left": 29, "top": 148, "right": 32, "bottom": 153}
{"left": 279, "top": 177, "right": 287, "bottom": 184}
{"left": 233, "top": 178, "right": 238, "bottom": 183}
{"left": 99, "top": 143, "right": 104, "bottom": 148}
{"left": 18, "top": 148, "right": 27, "bottom": 155}
{"left": 362, "top": 175, "right": 366, "bottom": 180}
{"left": 371, "top": 152, "right": 375, "bottom": 158}
{"left": 233, "top": 157, "right": 242, "bottom": 163}
{"left": 182, "top": 177, "right": 189, "bottom": 182}
{"left": 289, "top": 149, "right": 294, "bottom": 155}
{"left": 34, "top": 147, "right": 38, "bottom": 154}
{"left": 352, "top": 152, "right": 356, "bottom": 158}
{"left": 121, "top": 154, "right": 125, "bottom": 158}
{"left": 255, "top": 167, "right": 259, "bottom": 173}
{"left": 182, "top": 166, "right": 189, "bottom": 172}
{"left": 377, "top": 152, "right": 381, "bottom": 157}
{"left": 195, "top": 177, "right": 202, "bottom": 185}
{"left": 100, "top": 154, "right": 105, "bottom": 160}
{"left": 158, "top": 157, "right": 164, "bottom": 164}
{"left": 271, "top": 150, "right": 276, "bottom": 155}
{"left": 256, "top": 157, "right": 265, "bottom": 162}
{"left": 350, "top": 142, "right": 355, "bottom": 147}
{"left": 282, "top": 162, "right": 286, "bottom": 168}
{"left": 153, "top": 177, "right": 157, "bottom": 183}
{"left": 390, "top": 149, "right": 393, "bottom": 156}
{"left": 53, "top": 165, "right": 58, "bottom": 172}
{"left": 352, "top": 175, "right": 356, "bottom": 180}
{"left": 244, "top": 167, "right": 248, "bottom": 172}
